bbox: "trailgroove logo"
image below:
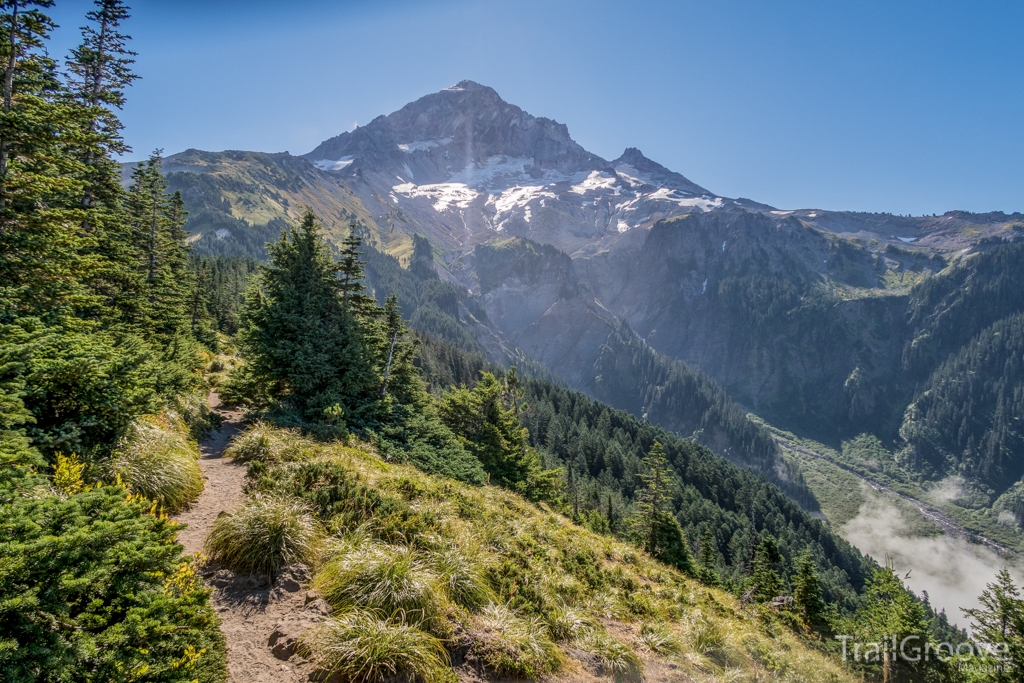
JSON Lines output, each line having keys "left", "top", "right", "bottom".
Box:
{"left": 835, "top": 635, "right": 1010, "bottom": 664}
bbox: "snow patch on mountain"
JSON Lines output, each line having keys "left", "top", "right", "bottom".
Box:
{"left": 397, "top": 138, "right": 452, "bottom": 153}
{"left": 647, "top": 188, "right": 722, "bottom": 212}
{"left": 570, "top": 171, "right": 619, "bottom": 195}
{"left": 313, "top": 157, "right": 354, "bottom": 171}
{"left": 491, "top": 185, "right": 557, "bottom": 215}
{"left": 392, "top": 182, "right": 480, "bottom": 212}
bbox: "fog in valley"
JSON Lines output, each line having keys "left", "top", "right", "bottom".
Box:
{"left": 841, "top": 485, "right": 1024, "bottom": 632}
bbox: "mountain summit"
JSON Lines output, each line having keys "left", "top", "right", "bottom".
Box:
{"left": 300, "top": 81, "right": 722, "bottom": 254}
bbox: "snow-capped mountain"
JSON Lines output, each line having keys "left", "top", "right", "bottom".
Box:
{"left": 302, "top": 80, "right": 725, "bottom": 256}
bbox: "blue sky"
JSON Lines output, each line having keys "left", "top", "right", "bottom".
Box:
{"left": 48, "top": 0, "right": 1024, "bottom": 215}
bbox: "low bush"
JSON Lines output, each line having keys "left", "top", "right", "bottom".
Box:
{"left": 471, "top": 603, "right": 562, "bottom": 679}
{"left": 300, "top": 609, "right": 451, "bottom": 683}
{"left": 204, "top": 495, "right": 317, "bottom": 575}
{"left": 0, "top": 485, "right": 227, "bottom": 682}
{"left": 100, "top": 414, "right": 203, "bottom": 513}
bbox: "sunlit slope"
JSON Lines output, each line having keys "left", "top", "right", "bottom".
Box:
{"left": 216, "top": 423, "right": 857, "bottom": 683}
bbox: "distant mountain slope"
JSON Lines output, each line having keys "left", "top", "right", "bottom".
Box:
{"left": 150, "top": 80, "right": 1024, "bottom": 536}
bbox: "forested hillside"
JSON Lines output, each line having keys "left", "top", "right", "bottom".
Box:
{"left": 0, "top": 2, "right": 227, "bottom": 679}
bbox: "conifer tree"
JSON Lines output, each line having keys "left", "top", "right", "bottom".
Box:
{"left": 65, "top": 0, "right": 141, "bottom": 320}
{"left": 337, "top": 225, "right": 377, "bottom": 319}
{"left": 629, "top": 441, "right": 694, "bottom": 573}
{"left": 963, "top": 569, "right": 1024, "bottom": 681}
{"left": 240, "top": 210, "right": 379, "bottom": 425}
{"left": 848, "top": 562, "right": 940, "bottom": 683}
{"left": 697, "top": 526, "right": 720, "bottom": 585}
{"left": 792, "top": 550, "right": 825, "bottom": 630}
{"left": 750, "top": 535, "right": 784, "bottom": 602}
{"left": 439, "top": 371, "right": 559, "bottom": 498}
{"left": 0, "top": 0, "right": 96, "bottom": 320}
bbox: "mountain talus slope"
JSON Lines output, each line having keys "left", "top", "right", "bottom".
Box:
{"left": 155, "top": 80, "right": 1024, "bottom": 532}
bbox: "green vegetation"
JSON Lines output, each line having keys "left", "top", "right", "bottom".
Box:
{"left": 234, "top": 422, "right": 858, "bottom": 683}
{"left": 899, "top": 312, "right": 1024, "bottom": 501}
{"left": 0, "top": 485, "right": 227, "bottom": 683}
{"left": 99, "top": 412, "right": 204, "bottom": 514}
{"left": 0, "top": 1, "right": 227, "bottom": 678}
{"left": 204, "top": 495, "right": 318, "bottom": 575}
{"left": 299, "top": 609, "right": 452, "bottom": 683}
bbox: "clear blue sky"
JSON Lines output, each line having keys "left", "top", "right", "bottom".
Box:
{"left": 48, "top": 0, "right": 1024, "bottom": 215}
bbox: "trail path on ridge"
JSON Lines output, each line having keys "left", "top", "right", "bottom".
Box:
{"left": 174, "top": 392, "right": 315, "bottom": 683}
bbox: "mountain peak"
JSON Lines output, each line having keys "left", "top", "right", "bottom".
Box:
{"left": 444, "top": 79, "right": 491, "bottom": 92}
{"left": 612, "top": 147, "right": 710, "bottom": 196}
{"left": 304, "top": 81, "right": 606, "bottom": 177}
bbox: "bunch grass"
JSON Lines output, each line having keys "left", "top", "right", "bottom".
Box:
{"left": 102, "top": 413, "right": 203, "bottom": 513}
{"left": 204, "top": 495, "right": 317, "bottom": 574}
{"left": 300, "top": 609, "right": 452, "bottom": 683}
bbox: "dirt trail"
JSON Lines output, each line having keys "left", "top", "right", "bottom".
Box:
{"left": 174, "top": 392, "right": 318, "bottom": 683}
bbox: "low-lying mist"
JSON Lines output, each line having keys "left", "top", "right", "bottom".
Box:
{"left": 840, "top": 484, "right": 1024, "bottom": 631}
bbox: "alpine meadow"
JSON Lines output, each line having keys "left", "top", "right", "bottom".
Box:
{"left": 2, "top": 2, "right": 1024, "bottom": 683}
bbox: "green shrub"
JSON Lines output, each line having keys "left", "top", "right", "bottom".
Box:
{"left": 204, "top": 495, "right": 317, "bottom": 575}
{"left": 379, "top": 412, "right": 487, "bottom": 486}
{"left": 0, "top": 486, "right": 227, "bottom": 682}
{"left": 248, "top": 457, "right": 387, "bottom": 525}
{"left": 471, "top": 604, "right": 562, "bottom": 679}
{"left": 315, "top": 544, "right": 444, "bottom": 628}
{"left": 100, "top": 414, "right": 203, "bottom": 513}
{"left": 300, "top": 609, "right": 451, "bottom": 683}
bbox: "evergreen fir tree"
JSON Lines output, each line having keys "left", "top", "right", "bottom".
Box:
{"left": 240, "top": 210, "right": 379, "bottom": 425}
{"left": 792, "top": 550, "right": 825, "bottom": 630}
{"left": 750, "top": 534, "right": 784, "bottom": 602}
{"left": 697, "top": 526, "right": 720, "bottom": 585}
{"left": 629, "top": 441, "right": 693, "bottom": 573}
{"left": 963, "top": 569, "right": 1024, "bottom": 681}
{"left": 439, "top": 371, "right": 559, "bottom": 499}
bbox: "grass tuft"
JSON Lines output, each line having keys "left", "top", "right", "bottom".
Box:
{"left": 423, "top": 544, "right": 493, "bottom": 611}
{"left": 102, "top": 414, "right": 203, "bottom": 513}
{"left": 637, "top": 621, "right": 682, "bottom": 656}
{"left": 315, "top": 543, "right": 444, "bottom": 628}
{"left": 300, "top": 609, "right": 452, "bottom": 683}
{"left": 224, "top": 421, "right": 312, "bottom": 462}
{"left": 471, "top": 603, "right": 562, "bottom": 679}
{"left": 204, "top": 495, "right": 317, "bottom": 574}
{"left": 580, "top": 631, "right": 645, "bottom": 683}
{"left": 687, "top": 610, "right": 726, "bottom": 659}
{"left": 545, "top": 600, "right": 596, "bottom": 643}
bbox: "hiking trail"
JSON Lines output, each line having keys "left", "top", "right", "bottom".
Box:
{"left": 174, "top": 391, "right": 319, "bottom": 683}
